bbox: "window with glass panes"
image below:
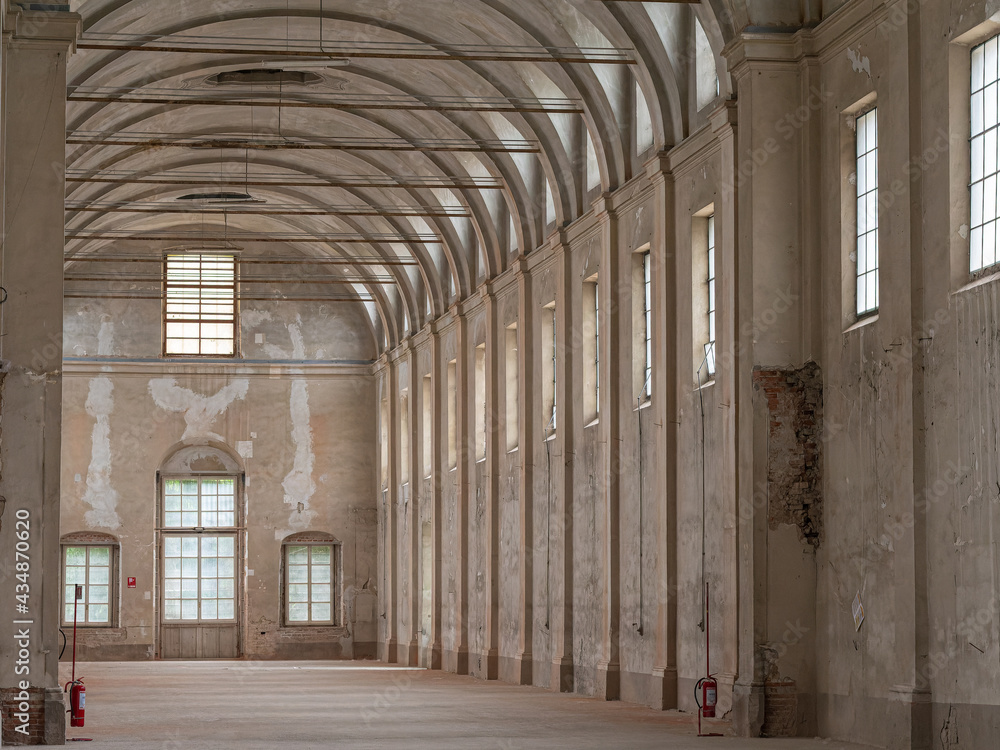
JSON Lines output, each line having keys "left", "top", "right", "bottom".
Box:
{"left": 162, "top": 535, "right": 236, "bottom": 622}
{"left": 284, "top": 544, "right": 337, "bottom": 625}
{"left": 856, "top": 108, "right": 879, "bottom": 315}
{"left": 971, "top": 35, "right": 1000, "bottom": 273}
{"left": 62, "top": 545, "right": 114, "bottom": 625}
{"left": 550, "top": 306, "right": 557, "bottom": 432}
{"left": 706, "top": 216, "right": 717, "bottom": 375}
{"left": 643, "top": 250, "right": 653, "bottom": 396}
{"left": 164, "top": 253, "right": 237, "bottom": 356}
{"left": 163, "top": 477, "right": 237, "bottom": 529}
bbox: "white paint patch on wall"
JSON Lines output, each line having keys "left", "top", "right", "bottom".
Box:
{"left": 283, "top": 378, "right": 317, "bottom": 530}
{"left": 83, "top": 375, "right": 121, "bottom": 529}
{"left": 264, "top": 316, "right": 318, "bottom": 533}
{"left": 148, "top": 378, "right": 250, "bottom": 441}
{"left": 242, "top": 309, "right": 273, "bottom": 329}
{"left": 847, "top": 47, "right": 871, "bottom": 77}
{"left": 97, "top": 320, "right": 116, "bottom": 356}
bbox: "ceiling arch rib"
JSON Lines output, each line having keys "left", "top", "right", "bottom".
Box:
{"left": 65, "top": 28, "right": 600, "bottom": 287}
{"left": 68, "top": 8, "right": 632, "bottom": 216}
{"left": 63, "top": 144, "right": 501, "bottom": 327}
{"left": 66, "top": 0, "right": 728, "bottom": 352}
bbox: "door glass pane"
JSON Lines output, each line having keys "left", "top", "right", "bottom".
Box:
{"left": 163, "top": 534, "right": 237, "bottom": 623}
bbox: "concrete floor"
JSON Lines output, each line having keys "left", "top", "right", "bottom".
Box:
{"left": 53, "top": 661, "right": 868, "bottom": 750}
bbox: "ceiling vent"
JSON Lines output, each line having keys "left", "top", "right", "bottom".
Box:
{"left": 176, "top": 192, "right": 264, "bottom": 204}
{"left": 207, "top": 69, "right": 323, "bottom": 86}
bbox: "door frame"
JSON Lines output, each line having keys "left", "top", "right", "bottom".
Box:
{"left": 154, "top": 470, "right": 246, "bottom": 659}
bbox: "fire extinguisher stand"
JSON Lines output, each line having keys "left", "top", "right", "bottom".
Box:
{"left": 64, "top": 584, "right": 90, "bottom": 739}
{"left": 696, "top": 583, "right": 723, "bottom": 738}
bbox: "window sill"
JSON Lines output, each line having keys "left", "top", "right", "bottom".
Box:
{"left": 59, "top": 624, "right": 120, "bottom": 630}
{"left": 507, "top": 446, "right": 519, "bottom": 455}
{"left": 278, "top": 625, "right": 348, "bottom": 635}
{"left": 585, "top": 417, "right": 600, "bottom": 429}
{"left": 956, "top": 266, "right": 1000, "bottom": 295}
{"left": 544, "top": 432, "right": 557, "bottom": 443}
{"left": 696, "top": 379, "right": 715, "bottom": 391}
{"left": 633, "top": 398, "right": 653, "bottom": 411}
{"left": 844, "top": 313, "right": 878, "bottom": 334}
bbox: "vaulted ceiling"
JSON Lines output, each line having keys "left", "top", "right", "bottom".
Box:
{"left": 64, "top": 0, "right": 737, "bottom": 353}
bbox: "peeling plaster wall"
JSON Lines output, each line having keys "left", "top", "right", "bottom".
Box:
{"left": 60, "top": 288, "right": 378, "bottom": 661}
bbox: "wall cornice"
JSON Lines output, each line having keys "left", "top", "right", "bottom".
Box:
{"left": 62, "top": 357, "right": 375, "bottom": 379}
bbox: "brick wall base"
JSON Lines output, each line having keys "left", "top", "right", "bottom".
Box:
{"left": 762, "top": 680, "right": 798, "bottom": 737}
{"left": 1, "top": 686, "right": 66, "bottom": 746}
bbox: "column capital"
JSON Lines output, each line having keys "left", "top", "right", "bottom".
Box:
{"left": 449, "top": 298, "right": 473, "bottom": 319}
{"left": 428, "top": 316, "right": 445, "bottom": 336}
{"left": 5, "top": 6, "right": 81, "bottom": 50}
{"left": 479, "top": 279, "right": 497, "bottom": 301}
{"left": 643, "top": 151, "right": 672, "bottom": 181}
{"left": 512, "top": 255, "right": 530, "bottom": 278}
{"left": 710, "top": 99, "right": 739, "bottom": 135}
{"left": 410, "top": 326, "right": 431, "bottom": 348}
{"left": 592, "top": 193, "right": 618, "bottom": 221}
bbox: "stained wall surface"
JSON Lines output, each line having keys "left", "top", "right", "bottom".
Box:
{"left": 59, "top": 277, "right": 379, "bottom": 661}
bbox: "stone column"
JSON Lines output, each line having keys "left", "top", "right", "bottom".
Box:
{"left": 479, "top": 283, "right": 500, "bottom": 679}
{"left": 595, "top": 198, "right": 622, "bottom": 701}
{"left": 512, "top": 258, "right": 534, "bottom": 685}
{"left": 549, "top": 236, "right": 575, "bottom": 694}
{"left": 646, "top": 155, "right": 679, "bottom": 710}
{"left": 426, "top": 325, "right": 444, "bottom": 669}
{"left": 451, "top": 306, "right": 470, "bottom": 675}
{"left": 711, "top": 99, "right": 742, "bottom": 718}
{"left": 723, "top": 33, "right": 816, "bottom": 736}
{"left": 0, "top": 6, "right": 79, "bottom": 746}
{"left": 382, "top": 358, "right": 399, "bottom": 663}
{"left": 405, "top": 340, "right": 421, "bottom": 666}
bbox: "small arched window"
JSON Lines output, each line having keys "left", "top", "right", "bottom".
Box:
{"left": 281, "top": 532, "right": 341, "bottom": 627}
{"left": 61, "top": 532, "right": 119, "bottom": 627}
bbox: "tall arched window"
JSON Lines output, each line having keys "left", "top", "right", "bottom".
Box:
{"left": 158, "top": 445, "right": 244, "bottom": 659}
{"left": 281, "top": 532, "right": 341, "bottom": 627}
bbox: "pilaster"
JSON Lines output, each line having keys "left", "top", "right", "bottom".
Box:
{"left": 405, "top": 340, "right": 421, "bottom": 667}
{"left": 450, "top": 306, "right": 470, "bottom": 675}
{"left": 0, "top": 7, "right": 80, "bottom": 746}
{"left": 549, "top": 237, "right": 575, "bottom": 694}
{"left": 382, "top": 359, "right": 400, "bottom": 663}
{"left": 595, "top": 198, "right": 621, "bottom": 701}
{"left": 645, "top": 155, "right": 679, "bottom": 710}
{"left": 512, "top": 257, "right": 535, "bottom": 686}
{"left": 479, "top": 283, "right": 500, "bottom": 680}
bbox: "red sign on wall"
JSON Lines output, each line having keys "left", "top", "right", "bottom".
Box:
{"left": 127, "top": 577, "right": 136, "bottom": 589}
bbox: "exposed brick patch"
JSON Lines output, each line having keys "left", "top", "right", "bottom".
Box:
{"left": 761, "top": 680, "right": 797, "bottom": 737}
{"left": 1, "top": 686, "right": 46, "bottom": 746}
{"left": 753, "top": 362, "right": 824, "bottom": 547}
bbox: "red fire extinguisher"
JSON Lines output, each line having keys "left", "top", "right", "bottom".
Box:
{"left": 66, "top": 680, "right": 86, "bottom": 727}
{"left": 697, "top": 676, "right": 718, "bottom": 718}
{"left": 65, "top": 583, "right": 86, "bottom": 728}
{"left": 695, "top": 582, "right": 723, "bottom": 737}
